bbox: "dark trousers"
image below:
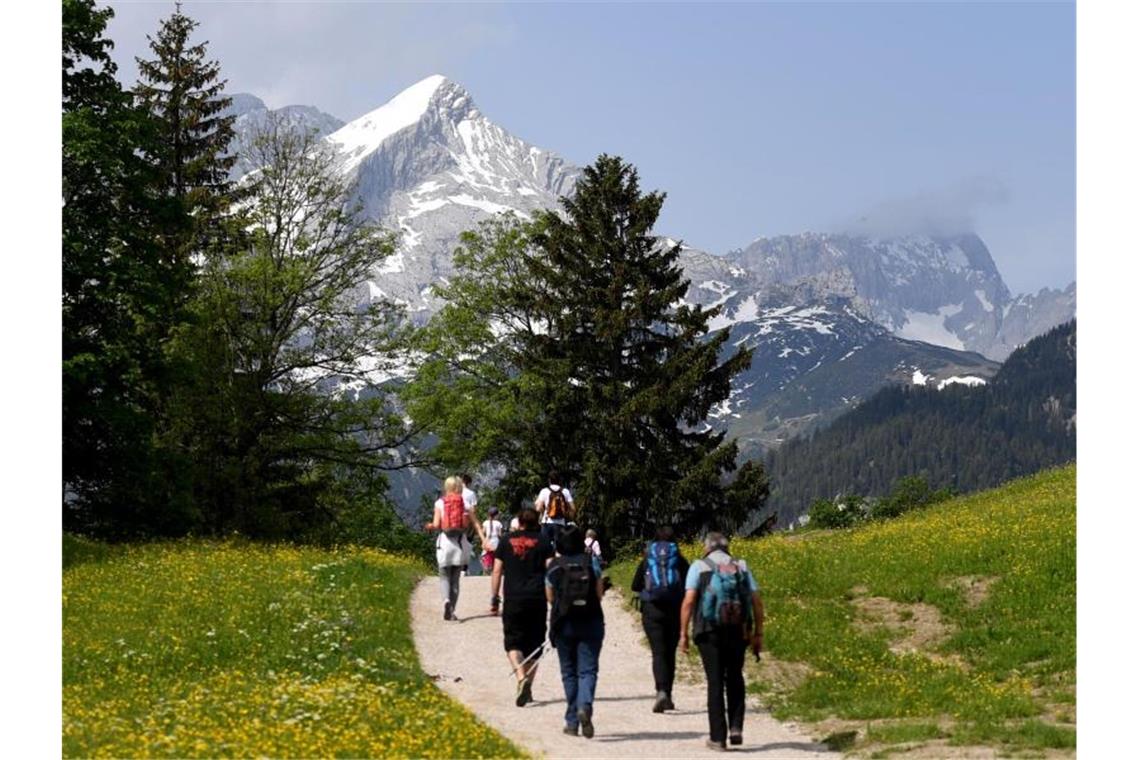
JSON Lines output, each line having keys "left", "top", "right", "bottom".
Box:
{"left": 695, "top": 627, "right": 747, "bottom": 744}
{"left": 641, "top": 599, "right": 681, "bottom": 694}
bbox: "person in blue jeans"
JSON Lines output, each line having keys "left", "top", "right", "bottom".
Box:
{"left": 545, "top": 526, "right": 606, "bottom": 738}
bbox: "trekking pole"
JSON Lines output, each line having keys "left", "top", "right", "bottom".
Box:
{"left": 508, "top": 643, "right": 546, "bottom": 678}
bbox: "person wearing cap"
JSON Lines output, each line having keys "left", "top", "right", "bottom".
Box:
{"left": 481, "top": 506, "right": 505, "bottom": 573}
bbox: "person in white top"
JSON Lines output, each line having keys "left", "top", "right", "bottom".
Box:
{"left": 481, "top": 507, "right": 505, "bottom": 572}
{"left": 584, "top": 528, "right": 604, "bottom": 568}
{"left": 461, "top": 473, "right": 485, "bottom": 575}
{"left": 426, "top": 476, "right": 471, "bottom": 621}
{"left": 535, "top": 469, "right": 574, "bottom": 545}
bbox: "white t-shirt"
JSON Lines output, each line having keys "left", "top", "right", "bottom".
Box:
{"left": 433, "top": 498, "right": 472, "bottom": 567}
{"left": 463, "top": 486, "right": 477, "bottom": 510}
{"left": 536, "top": 485, "right": 573, "bottom": 524}
{"left": 509, "top": 516, "right": 520, "bottom": 531}
{"left": 482, "top": 519, "right": 504, "bottom": 551}
{"left": 435, "top": 495, "right": 475, "bottom": 515}
{"left": 584, "top": 537, "right": 602, "bottom": 558}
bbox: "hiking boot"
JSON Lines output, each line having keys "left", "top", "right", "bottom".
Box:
{"left": 729, "top": 731, "right": 743, "bottom": 746}
{"left": 563, "top": 725, "right": 579, "bottom": 736}
{"left": 577, "top": 707, "right": 594, "bottom": 739}
{"left": 705, "top": 739, "right": 727, "bottom": 751}
{"left": 443, "top": 601, "right": 453, "bottom": 621}
{"left": 652, "top": 691, "right": 669, "bottom": 713}
{"left": 515, "top": 679, "right": 533, "bottom": 707}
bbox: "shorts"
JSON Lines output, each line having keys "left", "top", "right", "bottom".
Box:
{"left": 501, "top": 598, "right": 548, "bottom": 655}
{"left": 481, "top": 551, "right": 495, "bottom": 571}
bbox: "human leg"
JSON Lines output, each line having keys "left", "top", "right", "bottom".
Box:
{"left": 575, "top": 622, "right": 603, "bottom": 737}
{"left": 696, "top": 634, "right": 728, "bottom": 744}
{"left": 448, "top": 565, "right": 461, "bottom": 609}
{"left": 662, "top": 603, "right": 681, "bottom": 698}
{"left": 722, "top": 631, "right": 747, "bottom": 739}
{"left": 555, "top": 633, "right": 580, "bottom": 729}
{"left": 642, "top": 604, "right": 670, "bottom": 694}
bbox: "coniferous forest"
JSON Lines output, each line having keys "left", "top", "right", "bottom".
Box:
{"left": 764, "top": 320, "right": 1076, "bottom": 525}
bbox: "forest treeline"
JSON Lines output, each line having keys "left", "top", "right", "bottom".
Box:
{"left": 764, "top": 320, "right": 1076, "bottom": 525}
{"left": 62, "top": 1, "right": 767, "bottom": 548}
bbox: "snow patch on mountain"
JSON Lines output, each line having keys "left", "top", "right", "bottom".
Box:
{"left": 896, "top": 304, "right": 966, "bottom": 350}
{"left": 937, "top": 375, "right": 987, "bottom": 390}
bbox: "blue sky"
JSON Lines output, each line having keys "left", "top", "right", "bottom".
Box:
{"left": 107, "top": 1, "right": 1075, "bottom": 294}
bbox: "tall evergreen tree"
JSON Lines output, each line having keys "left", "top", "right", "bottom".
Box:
{"left": 407, "top": 155, "right": 767, "bottom": 543}
{"left": 134, "top": 2, "right": 235, "bottom": 263}
{"left": 63, "top": 0, "right": 170, "bottom": 534}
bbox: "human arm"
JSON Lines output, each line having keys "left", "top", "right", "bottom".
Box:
{"left": 679, "top": 588, "right": 698, "bottom": 654}
{"left": 424, "top": 503, "right": 441, "bottom": 532}
{"left": 469, "top": 508, "right": 486, "bottom": 544}
{"left": 630, "top": 558, "right": 647, "bottom": 593}
{"left": 750, "top": 590, "right": 765, "bottom": 659}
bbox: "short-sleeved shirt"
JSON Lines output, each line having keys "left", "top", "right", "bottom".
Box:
{"left": 536, "top": 485, "right": 573, "bottom": 525}
{"left": 463, "top": 486, "right": 477, "bottom": 511}
{"left": 684, "top": 550, "right": 758, "bottom": 594}
{"left": 494, "top": 530, "right": 554, "bottom": 601}
{"left": 545, "top": 553, "right": 605, "bottom": 629}
{"left": 482, "top": 519, "right": 504, "bottom": 552}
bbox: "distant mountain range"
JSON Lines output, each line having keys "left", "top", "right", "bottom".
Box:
{"left": 223, "top": 76, "right": 1075, "bottom": 488}
{"left": 762, "top": 320, "right": 1076, "bottom": 527}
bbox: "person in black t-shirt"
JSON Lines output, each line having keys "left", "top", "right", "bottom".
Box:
{"left": 630, "top": 525, "right": 690, "bottom": 713}
{"left": 491, "top": 507, "right": 554, "bottom": 708}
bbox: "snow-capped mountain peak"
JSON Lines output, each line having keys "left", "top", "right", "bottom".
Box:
{"left": 330, "top": 74, "right": 454, "bottom": 172}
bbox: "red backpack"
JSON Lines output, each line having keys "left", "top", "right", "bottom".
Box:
{"left": 442, "top": 493, "right": 466, "bottom": 534}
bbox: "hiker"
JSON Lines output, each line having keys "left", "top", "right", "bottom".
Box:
{"left": 461, "top": 473, "right": 486, "bottom": 575}
{"left": 425, "top": 476, "right": 473, "bottom": 621}
{"left": 584, "top": 529, "right": 604, "bottom": 568}
{"left": 490, "top": 507, "right": 554, "bottom": 707}
{"left": 535, "top": 470, "right": 574, "bottom": 545}
{"left": 481, "top": 507, "right": 504, "bottom": 573}
{"left": 679, "top": 532, "right": 764, "bottom": 751}
{"left": 630, "top": 525, "right": 689, "bottom": 712}
{"left": 545, "top": 526, "right": 606, "bottom": 738}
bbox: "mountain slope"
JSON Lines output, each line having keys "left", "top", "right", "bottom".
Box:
{"left": 728, "top": 232, "right": 1073, "bottom": 360}
{"left": 225, "top": 93, "right": 345, "bottom": 178}
{"left": 762, "top": 320, "right": 1076, "bottom": 525}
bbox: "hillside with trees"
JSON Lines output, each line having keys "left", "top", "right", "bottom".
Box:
{"left": 763, "top": 320, "right": 1076, "bottom": 525}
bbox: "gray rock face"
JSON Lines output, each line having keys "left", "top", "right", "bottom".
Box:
{"left": 324, "top": 75, "right": 579, "bottom": 321}
{"left": 224, "top": 93, "right": 345, "bottom": 179}
{"left": 728, "top": 232, "right": 1073, "bottom": 360}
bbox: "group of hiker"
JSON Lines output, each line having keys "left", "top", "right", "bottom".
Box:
{"left": 425, "top": 470, "right": 765, "bottom": 752}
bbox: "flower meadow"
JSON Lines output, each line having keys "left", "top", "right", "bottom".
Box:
{"left": 63, "top": 541, "right": 522, "bottom": 758}
{"left": 615, "top": 465, "right": 1076, "bottom": 755}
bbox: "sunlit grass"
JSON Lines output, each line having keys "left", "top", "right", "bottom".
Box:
{"left": 63, "top": 541, "right": 522, "bottom": 758}
{"left": 613, "top": 465, "right": 1076, "bottom": 754}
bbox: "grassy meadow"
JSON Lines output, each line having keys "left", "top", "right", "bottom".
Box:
{"left": 614, "top": 465, "right": 1076, "bottom": 756}
{"left": 62, "top": 539, "right": 521, "bottom": 758}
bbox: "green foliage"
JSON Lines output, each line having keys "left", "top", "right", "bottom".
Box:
{"left": 766, "top": 321, "right": 1076, "bottom": 524}
{"left": 162, "top": 118, "right": 413, "bottom": 538}
{"left": 405, "top": 156, "right": 765, "bottom": 545}
{"left": 63, "top": 542, "right": 521, "bottom": 757}
{"left": 807, "top": 495, "right": 863, "bottom": 529}
{"left": 871, "top": 475, "right": 954, "bottom": 520}
{"left": 63, "top": 0, "right": 178, "bottom": 536}
{"left": 618, "top": 466, "right": 1076, "bottom": 755}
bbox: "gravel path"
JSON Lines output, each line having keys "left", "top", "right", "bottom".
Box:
{"left": 411, "top": 575, "right": 828, "bottom": 757}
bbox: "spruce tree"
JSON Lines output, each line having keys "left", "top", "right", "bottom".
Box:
{"left": 407, "top": 155, "right": 768, "bottom": 543}
{"left": 63, "top": 0, "right": 172, "bottom": 535}
{"left": 134, "top": 2, "right": 235, "bottom": 251}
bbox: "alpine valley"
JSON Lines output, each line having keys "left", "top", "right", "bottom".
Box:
{"left": 225, "top": 75, "right": 1074, "bottom": 502}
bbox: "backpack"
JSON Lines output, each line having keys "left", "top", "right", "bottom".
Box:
{"left": 556, "top": 557, "right": 594, "bottom": 618}
{"left": 699, "top": 558, "right": 753, "bottom": 628}
{"left": 441, "top": 493, "right": 466, "bottom": 537}
{"left": 546, "top": 487, "right": 571, "bottom": 521}
{"left": 641, "top": 541, "right": 682, "bottom": 603}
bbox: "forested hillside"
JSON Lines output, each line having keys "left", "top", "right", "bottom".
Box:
{"left": 764, "top": 320, "right": 1075, "bottom": 524}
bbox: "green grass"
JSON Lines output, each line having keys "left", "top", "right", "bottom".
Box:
{"left": 63, "top": 540, "right": 522, "bottom": 758}
{"left": 614, "top": 465, "right": 1076, "bottom": 755}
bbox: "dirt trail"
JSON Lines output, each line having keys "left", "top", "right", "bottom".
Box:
{"left": 411, "top": 575, "right": 827, "bottom": 757}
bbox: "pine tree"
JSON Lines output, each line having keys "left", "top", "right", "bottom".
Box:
{"left": 63, "top": 0, "right": 171, "bottom": 535}
{"left": 134, "top": 2, "right": 235, "bottom": 255}
{"left": 406, "top": 155, "right": 767, "bottom": 543}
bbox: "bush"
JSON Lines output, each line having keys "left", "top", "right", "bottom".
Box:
{"left": 807, "top": 494, "right": 866, "bottom": 529}
{"left": 871, "top": 475, "right": 954, "bottom": 520}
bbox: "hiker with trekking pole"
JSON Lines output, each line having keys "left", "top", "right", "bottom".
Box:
{"left": 490, "top": 507, "right": 555, "bottom": 707}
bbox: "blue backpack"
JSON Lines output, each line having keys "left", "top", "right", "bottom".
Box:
{"left": 699, "top": 558, "right": 752, "bottom": 628}
{"left": 641, "top": 541, "right": 682, "bottom": 602}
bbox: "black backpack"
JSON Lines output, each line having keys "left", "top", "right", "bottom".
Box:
{"left": 557, "top": 557, "right": 594, "bottom": 618}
